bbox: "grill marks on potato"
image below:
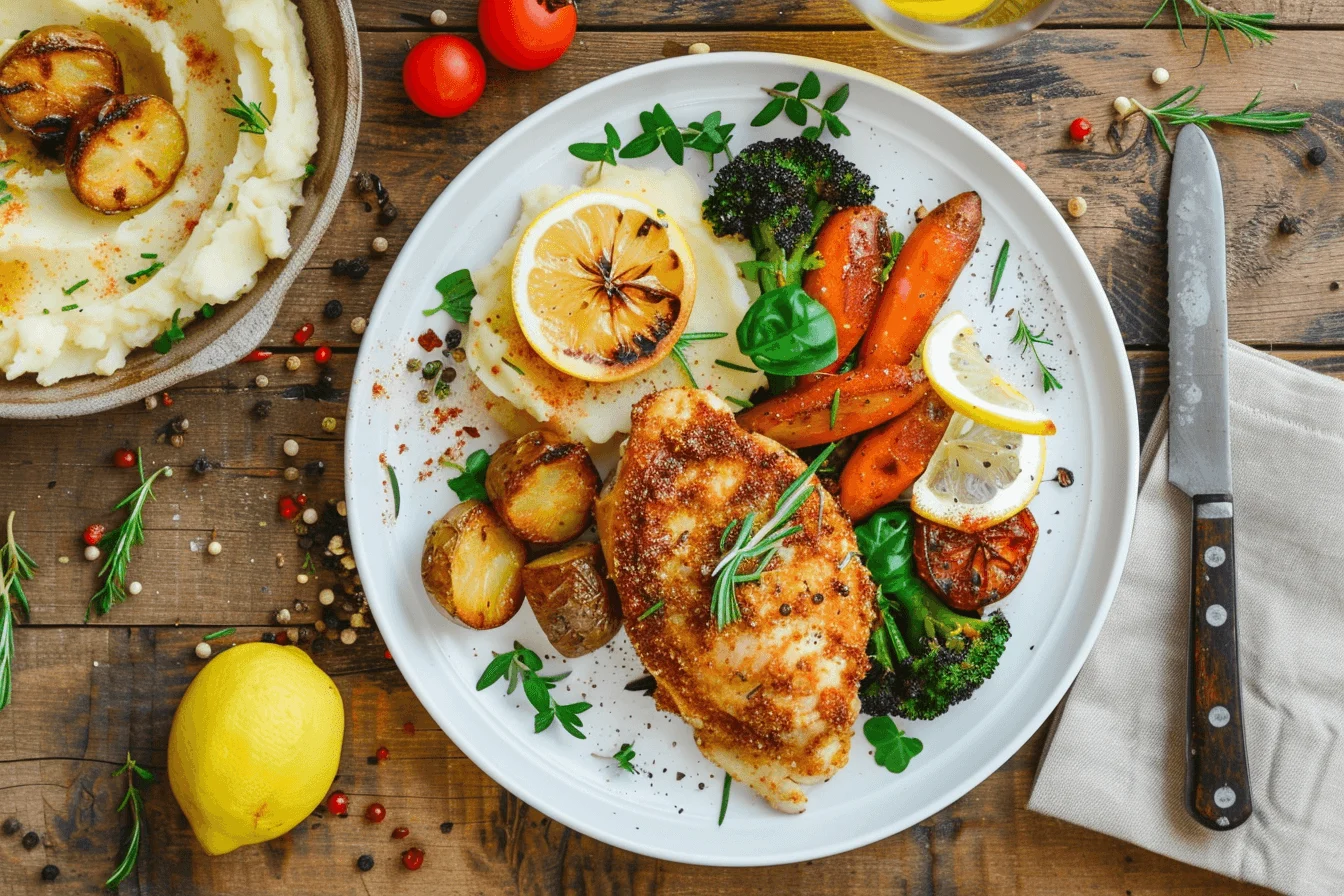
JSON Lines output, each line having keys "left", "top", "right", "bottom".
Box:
{"left": 65, "top": 93, "right": 187, "bottom": 213}
{"left": 0, "top": 26, "right": 123, "bottom": 152}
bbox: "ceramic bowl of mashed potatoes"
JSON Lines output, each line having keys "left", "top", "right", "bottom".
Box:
{"left": 0, "top": 0, "right": 360, "bottom": 418}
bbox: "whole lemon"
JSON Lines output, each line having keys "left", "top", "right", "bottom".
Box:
{"left": 168, "top": 643, "right": 344, "bottom": 855}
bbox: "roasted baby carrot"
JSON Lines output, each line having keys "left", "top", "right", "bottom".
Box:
{"left": 859, "top": 191, "right": 983, "bottom": 367}
{"left": 839, "top": 391, "right": 953, "bottom": 522}
{"left": 802, "top": 205, "right": 889, "bottom": 376}
{"left": 736, "top": 364, "right": 930, "bottom": 449}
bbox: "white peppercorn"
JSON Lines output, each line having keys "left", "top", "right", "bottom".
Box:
{"left": 1067, "top": 196, "right": 1088, "bottom": 218}
{"left": 207, "top": 540, "right": 223, "bottom": 556}
{"left": 84, "top": 545, "right": 100, "bottom": 561}
{"left": 350, "top": 317, "right": 367, "bottom": 335}
{"left": 319, "top": 588, "right": 335, "bottom": 606}
{"left": 195, "top": 642, "right": 212, "bottom": 659}
{"left": 371, "top": 236, "right": 389, "bottom": 254}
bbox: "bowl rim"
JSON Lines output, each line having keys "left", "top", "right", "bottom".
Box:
{"left": 0, "top": 0, "right": 363, "bottom": 420}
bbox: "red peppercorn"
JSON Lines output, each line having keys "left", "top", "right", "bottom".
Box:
{"left": 161, "top": 392, "right": 173, "bottom": 407}
{"left": 294, "top": 493, "right": 308, "bottom": 507}
{"left": 392, "top": 826, "right": 410, "bottom": 840}
{"left": 277, "top": 496, "right": 299, "bottom": 520}
{"left": 314, "top": 345, "right": 332, "bottom": 365}
{"left": 365, "top": 803, "right": 387, "bottom": 823}
{"left": 82, "top": 523, "right": 105, "bottom": 545}
{"left": 293, "top": 322, "right": 314, "bottom": 346}
{"left": 243, "top": 349, "right": 273, "bottom": 362}
{"left": 1068, "top": 117, "right": 1092, "bottom": 141}
{"left": 376, "top": 746, "right": 390, "bottom": 762}
{"left": 275, "top": 630, "right": 289, "bottom": 645}
{"left": 385, "top": 649, "right": 394, "bottom": 661}
{"left": 401, "top": 848, "right": 424, "bottom": 871}
{"left": 326, "top": 791, "right": 349, "bottom": 816}
{"left": 403, "top": 721, "right": 415, "bottom": 735}
{"left": 113, "top": 448, "right": 137, "bottom": 468}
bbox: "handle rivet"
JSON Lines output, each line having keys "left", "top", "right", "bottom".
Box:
{"left": 1204, "top": 546, "right": 1226, "bottom": 568}
{"left": 1214, "top": 787, "right": 1237, "bottom": 808}
{"left": 1209, "top": 705, "right": 1230, "bottom": 727}
{"left": 1206, "top": 604, "right": 1228, "bottom": 626}
{"left": 1217, "top": 817, "right": 1230, "bottom": 827}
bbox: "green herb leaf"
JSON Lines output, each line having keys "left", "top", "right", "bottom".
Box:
{"left": 718, "top": 774, "right": 732, "bottom": 826}
{"left": 479, "top": 642, "right": 590, "bottom": 739}
{"left": 126, "top": 261, "right": 164, "bottom": 285}
{"left": 106, "top": 753, "right": 152, "bottom": 888}
{"left": 880, "top": 230, "right": 906, "bottom": 284}
{"left": 755, "top": 73, "right": 852, "bottom": 140}
{"left": 735, "top": 283, "right": 838, "bottom": 376}
{"left": 447, "top": 449, "right": 490, "bottom": 502}
{"left": 829, "top": 387, "right": 841, "bottom": 430}
{"left": 751, "top": 96, "right": 786, "bottom": 127}
{"left": 863, "top": 716, "right": 924, "bottom": 774}
{"left": 1010, "top": 312, "right": 1062, "bottom": 392}
{"left": 63, "top": 279, "right": 89, "bottom": 296}
{"left": 823, "top": 83, "right": 850, "bottom": 113}
{"left": 303, "top": 163, "right": 316, "bottom": 179}
{"left": 619, "top": 130, "right": 661, "bottom": 158}
{"left": 612, "top": 742, "right": 637, "bottom": 773}
{"left": 1126, "top": 85, "right": 1308, "bottom": 153}
{"left": 425, "top": 269, "right": 477, "bottom": 323}
{"left": 199, "top": 303, "right": 216, "bottom": 319}
{"left": 785, "top": 97, "right": 808, "bottom": 126}
{"left": 203, "top": 627, "right": 235, "bottom": 641}
{"left": 385, "top": 463, "right": 401, "bottom": 518}
{"left": 88, "top": 455, "right": 171, "bottom": 620}
{"left": 801, "top": 124, "right": 822, "bottom": 141}
{"left": 61, "top": 303, "right": 79, "bottom": 312}
{"left": 224, "top": 94, "right": 271, "bottom": 135}
{"left": 637, "top": 600, "right": 664, "bottom": 621}
{"left": 714, "top": 359, "right": 757, "bottom": 374}
{"left": 989, "top": 240, "right": 1010, "bottom": 305}
{"left": 798, "top": 71, "right": 822, "bottom": 101}
{"left": 151, "top": 309, "right": 184, "bottom": 355}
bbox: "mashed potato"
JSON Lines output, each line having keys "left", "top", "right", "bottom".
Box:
{"left": 466, "top": 165, "right": 765, "bottom": 445}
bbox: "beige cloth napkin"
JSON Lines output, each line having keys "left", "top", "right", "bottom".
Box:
{"left": 1029, "top": 342, "right": 1344, "bottom": 895}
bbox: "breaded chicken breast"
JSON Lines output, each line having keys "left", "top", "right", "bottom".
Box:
{"left": 595, "top": 388, "right": 876, "bottom": 813}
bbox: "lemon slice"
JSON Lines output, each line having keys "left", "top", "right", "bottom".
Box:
{"left": 511, "top": 190, "right": 697, "bottom": 383}
{"left": 921, "top": 311, "right": 1057, "bottom": 436}
{"left": 911, "top": 412, "right": 1046, "bottom": 532}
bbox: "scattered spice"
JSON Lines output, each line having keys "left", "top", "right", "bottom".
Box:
{"left": 1151, "top": 66, "right": 1170, "bottom": 85}
{"left": 22, "top": 831, "right": 39, "bottom": 850}
{"left": 41, "top": 864, "right": 59, "bottom": 881}
{"left": 252, "top": 400, "right": 273, "bottom": 419}
{"left": 392, "top": 826, "right": 410, "bottom": 839}
{"left": 364, "top": 803, "right": 386, "bottom": 823}
{"left": 293, "top": 322, "right": 315, "bottom": 345}
{"left": 255, "top": 374, "right": 269, "bottom": 388}
{"left": 324, "top": 299, "right": 344, "bottom": 319}
{"left": 351, "top": 317, "right": 368, "bottom": 335}
{"left": 315, "top": 345, "right": 332, "bottom": 365}
{"left": 326, "top": 791, "right": 349, "bottom": 816}
{"left": 430, "top": 8, "right": 447, "bottom": 25}
{"left": 403, "top": 722, "right": 415, "bottom": 734}
{"left": 418, "top": 329, "right": 443, "bottom": 352}
{"left": 2, "top": 818, "right": 20, "bottom": 836}
{"left": 356, "top": 854, "right": 375, "bottom": 872}
{"left": 354, "top": 172, "right": 399, "bottom": 224}
{"left": 144, "top": 395, "right": 158, "bottom": 410}
{"left": 688, "top": 41, "right": 710, "bottom": 54}
{"left": 401, "top": 847, "right": 425, "bottom": 871}
{"left": 443, "top": 329, "right": 462, "bottom": 350}
{"left": 1055, "top": 467, "right": 1075, "bottom": 487}
{"left": 278, "top": 496, "right": 299, "bottom": 520}
{"left": 914, "top": 204, "right": 929, "bottom": 222}
{"left": 1278, "top": 215, "right": 1302, "bottom": 235}
{"left": 331, "top": 257, "right": 370, "bottom": 279}
{"left": 195, "top": 641, "right": 211, "bottom": 659}
{"left": 285, "top": 355, "right": 301, "bottom": 371}
{"left": 1306, "top": 145, "right": 1327, "bottom": 166}
{"left": 243, "top": 349, "right": 272, "bottom": 362}
{"left": 1068, "top": 117, "right": 1092, "bottom": 141}
{"left": 1067, "top": 196, "right": 1087, "bottom": 218}
{"left": 372, "top": 236, "right": 389, "bottom": 254}
{"left": 283, "top": 439, "right": 300, "bottom": 457}
{"left": 207, "top": 540, "right": 222, "bottom": 556}
{"left": 83, "top": 523, "right": 106, "bottom": 546}
{"left": 85, "top": 545, "right": 101, "bottom": 561}
{"left": 376, "top": 746, "right": 390, "bottom": 761}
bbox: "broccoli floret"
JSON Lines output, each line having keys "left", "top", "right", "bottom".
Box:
{"left": 855, "top": 507, "right": 1012, "bottom": 721}
{"left": 702, "top": 136, "right": 876, "bottom": 293}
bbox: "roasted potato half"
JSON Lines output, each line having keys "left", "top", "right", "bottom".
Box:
{"left": 65, "top": 94, "right": 187, "bottom": 214}
{"left": 421, "top": 500, "right": 527, "bottom": 630}
{"left": 0, "top": 26, "right": 123, "bottom": 151}
{"left": 521, "top": 542, "right": 622, "bottom": 658}
{"left": 485, "top": 430, "right": 599, "bottom": 544}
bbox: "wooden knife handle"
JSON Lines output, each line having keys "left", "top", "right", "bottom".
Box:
{"left": 1186, "top": 495, "right": 1252, "bottom": 831}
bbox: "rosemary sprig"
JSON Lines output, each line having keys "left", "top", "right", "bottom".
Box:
{"left": 1010, "top": 313, "right": 1062, "bottom": 393}
{"left": 671, "top": 331, "right": 727, "bottom": 389}
{"left": 753, "top": 72, "right": 851, "bottom": 140}
{"left": 1120, "top": 86, "right": 1310, "bottom": 153}
{"left": 709, "top": 443, "right": 836, "bottom": 628}
{"left": 224, "top": 95, "right": 270, "bottom": 135}
{"left": 718, "top": 774, "right": 732, "bottom": 826}
{"left": 637, "top": 600, "right": 664, "bottom": 621}
{"left": 106, "top": 753, "right": 153, "bottom": 889}
{"left": 1, "top": 511, "right": 36, "bottom": 713}
{"left": 87, "top": 453, "right": 172, "bottom": 620}
{"left": 989, "top": 240, "right": 1010, "bottom": 305}
{"left": 1146, "top": 0, "right": 1276, "bottom": 63}
{"left": 477, "top": 641, "right": 591, "bottom": 738}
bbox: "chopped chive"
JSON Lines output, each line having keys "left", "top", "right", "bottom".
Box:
{"left": 385, "top": 463, "right": 401, "bottom": 518}
{"left": 141, "top": 253, "right": 158, "bottom": 259}
{"left": 126, "top": 261, "right": 164, "bottom": 285}
{"left": 226, "top": 202, "right": 234, "bottom": 211}
{"left": 203, "top": 627, "right": 235, "bottom": 641}
{"left": 637, "top": 600, "right": 665, "bottom": 621}
{"left": 724, "top": 396, "right": 753, "bottom": 409}
{"left": 62, "top": 279, "right": 88, "bottom": 296}
{"left": 718, "top": 774, "right": 732, "bottom": 826}
{"left": 989, "top": 240, "right": 1010, "bottom": 305}
{"left": 714, "top": 359, "right": 757, "bottom": 374}
{"left": 60, "top": 303, "right": 79, "bottom": 312}
{"left": 829, "top": 388, "right": 841, "bottom": 430}
{"left": 303, "top": 163, "right": 316, "bottom": 179}
{"left": 501, "top": 357, "right": 524, "bottom": 375}
{"left": 677, "top": 331, "right": 727, "bottom": 343}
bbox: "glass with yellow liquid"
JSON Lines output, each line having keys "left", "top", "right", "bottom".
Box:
{"left": 849, "top": 0, "right": 1062, "bottom": 53}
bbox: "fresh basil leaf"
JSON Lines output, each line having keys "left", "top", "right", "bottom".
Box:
{"left": 752, "top": 97, "right": 786, "bottom": 127}
{"left": 864, "top": 716, "right": 924, "bottom": 773}
{"left": 447, "top": 449, "right": 491, "bottom": 502}
{"left": 824, "top": 83, "right": 850, "bottom": 113}
{"left": 798, "top": 71, "right": 821, "bottom": 100}
{"left": 785, "top": 97, "right": 808, "bottom": 126}
{"left": 854, "top": 506, "right": 920, "bottom": 593}
{"left": 734, "top": 283, "right": 838, "bottom": 376}
{"left": 620, "top": 131, "right": 661, "bottom": 158}
{"left": 427, "top": 269, "right": 477, "bottom": 322}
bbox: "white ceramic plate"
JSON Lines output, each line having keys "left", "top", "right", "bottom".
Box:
{"left": 345, "top": 52, "right": 1139, "bottom": 867}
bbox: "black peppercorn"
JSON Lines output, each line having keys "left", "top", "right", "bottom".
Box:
{"left": 354, "top": 172, "right": 375, "bottom": 194}
{"left": 192, "top": 457, "right": 211, "bottom": 475}
{"left": 378, "top": 202, "right": 399, "bottom": 225}
{"left": 440, "top": 821, "right": 454, "bottom": 834}
{"left": 324, "top": 610, "right": 342, "bottom": 629}
{"left": 331, "top": 257, "right": 370, "bottom": 279}
{"left": 1331, "top": 281, "right": 1340, "bottom": 291}
{"left": 324, "top": 299, "right": 344, "bottom": 319}
{"left": 1306, "top": 145, "right": 1327, "bottom": 166}
{"left": 252, "top": 399, "right": 272, "bottom": 419}
{"left": 356, "top": 854, "right": 375, "bottom": 872}
{"left": 812, "top": 593, "right": 824, "bottom": 604}
{"left": 319, "top": 371, "right": 335, "bottom": 390}
{"left": 261, "top": 632, "right": 277, "bottom": 643}
{"left": 779, "top": 603, "right": 791, "bottom": 616}
{"left": 306, "top": 459, "right": 326, "bottom": 476}
{"left": 22, "top": 831, "right": 40, "bottom": 850}
{"left": 2, "top": 817, "right": 20, "bottom": 836}
{"left": 1278, "top": 215, "right": 1302, "bottom": 235}
{"left": 441, "top": 366, "right": 457, "bottom": 384}
{"left": 298, "top": 535, "right": 314, "bottom": 550}
{"left": 367, "top": 756, "right": 379, "bottom": 765}
{"left": 40, "top": 864, "right": 59, "bottom": 881}
{"left": 443, "top": 329, "right": 462, "bottom": 350}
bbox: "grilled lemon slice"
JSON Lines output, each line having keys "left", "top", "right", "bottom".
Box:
{"left": 511, "top": 190, "right": 696, "bottom": 383}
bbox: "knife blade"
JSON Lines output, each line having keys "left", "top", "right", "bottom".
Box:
{"left": 1167, "top": 124, "right": 1252, "bottom": 832}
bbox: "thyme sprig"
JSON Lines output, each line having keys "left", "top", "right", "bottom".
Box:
{"left": 570, "top": 106, "right": 737, "bottom": 172}
{"left": 753, "top": 72, "right": 851, "bottom": 140}
{"left": 106, "top": 754, "right": 153, "bottom": 889}
{"left": 709, "top": 443, "right": 836, "bottom": 629}
{"left": 1011, "top": 313, "right": 1062, "bottom": 393}
{"left": 1120, "top": 86, "right": 1310, "bottom": 152}
{"left": 87, "top": 453, "right": 172, "bottom": 620}
{"left": 1146, "top": 0, "right": 1276, "bottom": 63}
{"left": 224, "top": 95, "right": 270, "bottom": 135}
{"left": 594, "top": 742, "right": 637, "bottom": 773}
{"left": 1, "top": 511, "right": 36, "bottom": 713}
{"left": 477, "top": 641, "right": 591, "bottom": 739}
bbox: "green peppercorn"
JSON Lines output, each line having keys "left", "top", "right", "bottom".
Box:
{"left": 406, "top": 358, "right": 422, "bottom": 372}
{"left": 422, "top": 360, "right": 442, "bottom": 379}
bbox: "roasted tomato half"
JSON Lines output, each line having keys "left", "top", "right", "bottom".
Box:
{"left": 913, "top": 508, "right": 1038, "bottom": 615}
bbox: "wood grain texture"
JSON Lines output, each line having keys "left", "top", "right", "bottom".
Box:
{"left": 267, "top": 29, "right": 1344, "bottom": 351}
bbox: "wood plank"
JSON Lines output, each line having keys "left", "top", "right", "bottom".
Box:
{"left": 0, "top": 626, "right": 1275, "bottom": 895}
{"left": 265, "top": 29, "right": 1344, "bottom": 351}
{"left": 349, "top": 0, "right": 1344, "bottom": 31}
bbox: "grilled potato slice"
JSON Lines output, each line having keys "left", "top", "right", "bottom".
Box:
{"left": 0, "top": 26, "right": 123, "bottom": 151}
{"left": 64, "top": 94, "right": 187, "bottom": 214}
{"left": 485, "top": 430, "right": 599, "bottom": 544}
{"left": 521, "top": 543, "right": 622, "bottom": 658}
{"left": 421, "top": 500, "right": 527, "bottom": 630}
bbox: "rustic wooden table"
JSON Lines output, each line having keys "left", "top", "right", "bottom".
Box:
{"left": 4, "top": 0, "right": 1339, "bottom": 891}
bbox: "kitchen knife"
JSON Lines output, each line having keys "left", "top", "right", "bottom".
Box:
{"left": 1167, "top": 124, "right": 1252, "bottom": 831}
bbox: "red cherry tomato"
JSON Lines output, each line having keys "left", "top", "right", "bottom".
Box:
{"left": 478, "top": 0, "right": 576, "bottom": 72}
{"left": 1068, "top": 117, "right": 1092, "bottom": 141}
{"left": 403, "top": 36, "right": 486, "bottom": 118}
